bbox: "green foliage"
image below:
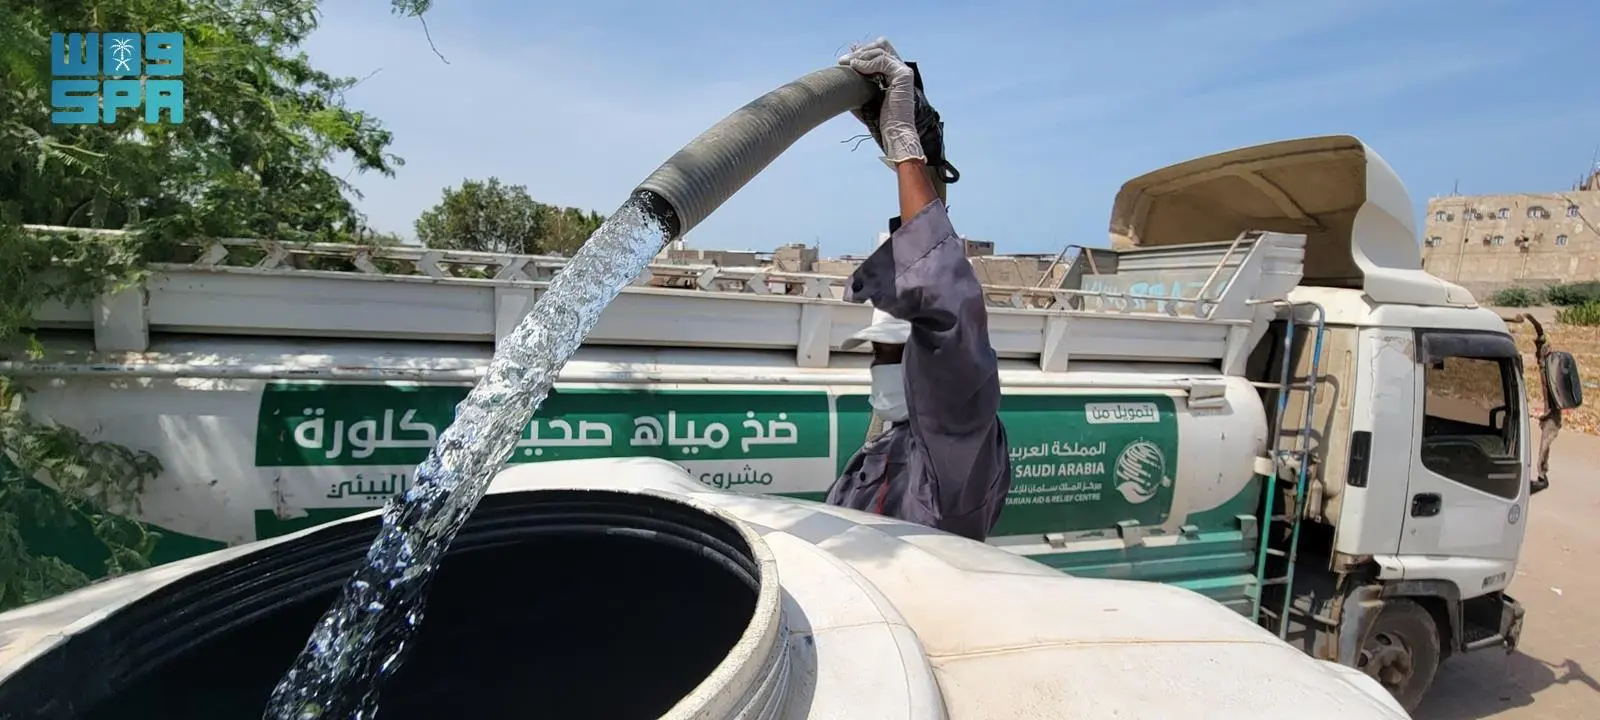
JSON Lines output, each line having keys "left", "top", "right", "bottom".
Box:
{"left": 0, "top": 373, "right": 161, "bottom": 608}
{"left": 414, "top": 177, "right": 605, "bottom": 256}
{"left": 1489, "top": 286, "right": 1543, "bottom": 308}
{"left": 1557, "top": 302, "right": 1600, "bottom": 327}
{"left": 0, "top": 225, "right": 149, "bottom": 342}
{"left": 0, "top": 0, "right": 403, "bottom": 609}
{"left": 392, "top": 0, "right": 432, "bottom": 16}
{"left": 1544, "top": 282, "right": 1600, "bottom": 307}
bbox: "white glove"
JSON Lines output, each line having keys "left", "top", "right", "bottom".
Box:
{"left": 839, "top": 38, "right": 925, "bottom": 167}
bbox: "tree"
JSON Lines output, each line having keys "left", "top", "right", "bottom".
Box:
{"left": 414, "top": 177, "right": 604, "bottom": 256}
{"left": 0, "top": 0, "right": 401, "bottom": 609}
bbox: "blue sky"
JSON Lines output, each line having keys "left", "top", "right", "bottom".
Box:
{"left": 305, "top": 0, "right": 1599, "bottom": 256}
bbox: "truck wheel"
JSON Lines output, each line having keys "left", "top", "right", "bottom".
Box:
{"left": 1356, "top": 599, "right": 1440, "bottom": 712}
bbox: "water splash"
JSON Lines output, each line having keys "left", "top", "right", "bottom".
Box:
{"left": 262, "top": 195, "right": 670, "bottom": 719}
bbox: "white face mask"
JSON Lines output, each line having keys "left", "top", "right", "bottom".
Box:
{"left": 869, "top": 363, "right": 909, "bottom": 423}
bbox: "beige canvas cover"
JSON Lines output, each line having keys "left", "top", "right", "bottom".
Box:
{"left": 1108, "top": 135, "right": 1474, "bottom": 306}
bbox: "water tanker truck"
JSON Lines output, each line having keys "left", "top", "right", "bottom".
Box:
{"left": 1, "top": 134, "right": 1584, "bottom": 714}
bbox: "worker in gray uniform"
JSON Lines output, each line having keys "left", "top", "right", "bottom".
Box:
{"left": 824, "top": 38, "right": 1013, "bottom": 542}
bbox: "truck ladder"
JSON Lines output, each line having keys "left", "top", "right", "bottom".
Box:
{"left": 1249, "top": 301, "right": 1327, "bottom": 639}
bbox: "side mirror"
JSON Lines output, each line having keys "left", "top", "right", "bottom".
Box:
{"left": 1490, "top": 406, "right": 1507, "bottom": 430}
{"left": 1544, "top": 351, "right": 1584, "bottom": 410}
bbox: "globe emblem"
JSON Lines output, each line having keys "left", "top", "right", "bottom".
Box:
{"left": 1115, "top": 439, "right": 1172, "bottom": 504}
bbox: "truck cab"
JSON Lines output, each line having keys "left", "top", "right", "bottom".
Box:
{"left": 1104, "top": 134, "right": 1585, "bottom": 709}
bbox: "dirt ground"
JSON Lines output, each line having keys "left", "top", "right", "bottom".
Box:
{"left": 1413, "top": 429, "right": 1600, "bottom": 719}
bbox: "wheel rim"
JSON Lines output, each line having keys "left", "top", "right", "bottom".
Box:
{"left": 1357, "top": 630, "right": 1414, "bottom": 694}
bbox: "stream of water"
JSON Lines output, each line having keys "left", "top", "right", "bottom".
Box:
{"left": 262, "top": 195, "right": 670, "bottom": 719}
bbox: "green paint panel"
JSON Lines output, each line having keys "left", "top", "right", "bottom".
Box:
{"left": 833, "top": 394, "right": 874, "bottom": 476}
{"left": 257, "top": 384, "right": 831, "bottom": 467}
{"left": 1040, "top": 530, "right": 1254, "bottom": 582}
{"left": 995, "top": 394, "right": 1178, "bottom": 534}
{"left": 1187, "top": 474, "right": 1267, "bottom": 531}
{"left": 833, "top": 392, "right": 1180, "bottom": 535}
{"left": 1023, "top": 483, "right": 1267, "bottom": 617}
{"left": 1027, "top": 527, "right": 1259, "bottom": 616}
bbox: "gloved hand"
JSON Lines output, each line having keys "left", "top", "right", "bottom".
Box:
{"left": 839, "top": 38, "right": 926, "bottom": 167}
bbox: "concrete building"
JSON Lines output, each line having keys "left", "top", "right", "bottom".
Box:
{"left": 655, "top": 246, "right": 763, "bottom": 267}
{"left": 770, "top": 243, "right": 818, "bottom": 273}
{"left": 970, "top": 254, "right": 1067, "bottom": 287}
{"left": 1420, "top": 169, "right": 1600, "bottom": 297}
{"left": 812, "top": 257, "right": 862, "bottom": 276}
{"left": 652, "top": 233, "right": 1071, "bottom": 293}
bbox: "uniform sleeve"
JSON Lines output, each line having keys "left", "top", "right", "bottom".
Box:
{"left": 846, "top": 199, "right": 1009, "bottom": 528}
{"left": 846, "top": 199, "right": 1000, "bottom": 428}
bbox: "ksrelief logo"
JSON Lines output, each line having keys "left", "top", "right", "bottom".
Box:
{"left": 1114, "top": 439, "right": 1172, "bottom": 504}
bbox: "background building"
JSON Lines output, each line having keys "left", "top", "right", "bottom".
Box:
{"left": 1420, "top": 168, "right": 1600, "bottom": 298}
{"left": 657, "top": 236, "right": 1070, "bottom": 288}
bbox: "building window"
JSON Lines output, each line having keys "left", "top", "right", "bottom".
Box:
{"left": 1528, "top": 205, "right": 1549, "bottom": 219}
{"left": 1569, "top": 205, "right": 1581, "bottom": 218}
{"left": 1434, "top": 210, "right": 1448, "bottom": 221}
{"left": 1556, "top": 234, "right": 1569, "bottom": 246}
{"left": 1425, "top": 236, "right": 1440, "bottom": 247}
{"left": 1491, "top": 235, "right": 1505, "bottom": 246}
{"left": 1496, "top": 207, "right": 1510, "bottom": 219}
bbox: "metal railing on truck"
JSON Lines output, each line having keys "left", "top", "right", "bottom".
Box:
{"left": 22, "top": 225, "right": 1307, "bottom": 374}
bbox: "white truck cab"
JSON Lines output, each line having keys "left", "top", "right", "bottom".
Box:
{"left": 1104, "top": 135, "right": 1584, "bottom": 709}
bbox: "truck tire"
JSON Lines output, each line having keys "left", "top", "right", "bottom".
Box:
{"left": 1357, "top": 598, "right": 1440, "bottom": 712}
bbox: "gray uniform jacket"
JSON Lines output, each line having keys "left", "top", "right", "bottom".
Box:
{"left": 823, "top": 199, "right": 1013, "bottom": 542}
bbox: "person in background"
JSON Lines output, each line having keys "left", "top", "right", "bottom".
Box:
{"left": 823, "top": 38, "right": 1012, "bottom": 542}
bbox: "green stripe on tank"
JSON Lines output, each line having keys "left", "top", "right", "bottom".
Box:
{"left": 1016, "top": 478, "right": 1264, "bottom": 615}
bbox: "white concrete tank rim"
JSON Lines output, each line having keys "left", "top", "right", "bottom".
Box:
{"left": 629, "top": 489, "right": 791, "bottom": 720}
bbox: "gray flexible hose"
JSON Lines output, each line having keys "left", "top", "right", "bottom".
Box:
{"left": 634, "top": 67, "right": 879, "bottom": 237}
{"left": 633, "top": 64, "right": 948, "bottom": 439}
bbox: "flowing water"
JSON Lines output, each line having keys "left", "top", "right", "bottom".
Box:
{"left": 262, "top": 195, "right": 670, "bottom": 719}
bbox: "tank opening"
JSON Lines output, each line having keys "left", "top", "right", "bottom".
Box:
{"left": 0, "top": 490, "right": 760, "bottom": 720}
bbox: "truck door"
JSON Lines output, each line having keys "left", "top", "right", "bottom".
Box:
{"left": 1401, "top": 330, "right": 1528, "bottom": 565}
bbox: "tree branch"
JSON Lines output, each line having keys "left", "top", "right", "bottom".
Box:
{"left": 417, "top": 15, "right": 449, "bottom": 64}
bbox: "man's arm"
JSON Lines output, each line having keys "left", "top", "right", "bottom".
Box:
{"left": 838, "top": 36, "right": 1010, "bottom": 536}
{"left": 839, "top": 46, "right": 998, "bottom": 433}
{"left": 847, "top": 181, "right": 1005, "bottom": 529}
{"left": 846, "top": 178, "right": 1001, "bottom": 434}
{"left": 895, "top": 159, "right": 939, "bottom": 224}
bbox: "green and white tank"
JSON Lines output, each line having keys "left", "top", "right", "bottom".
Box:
{"left": 20, "top": 339, "right": 1269, "bottom": 612}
